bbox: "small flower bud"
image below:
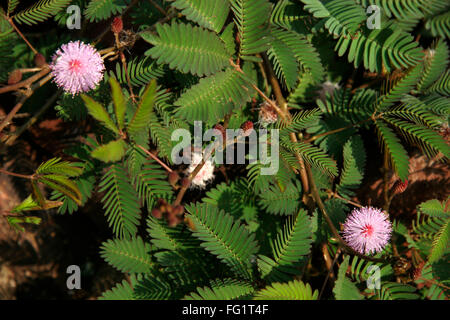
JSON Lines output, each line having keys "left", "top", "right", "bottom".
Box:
{"left": 213, "top": 124, "right": 226, "bottom": 143}
{"left": 151, "top": 208, "right": 162, "bottom": 219}
{"left": 168, "top": 171, "right": 180, "bottom": 187}
{"left": 240, "top": 121, "right": 254, "bottom": 137}
{"left": 167, "top": 214, "right": 181, "bottom": 227}
{"left": 157, "top": 198, "right": 168, "bottom": 212}
{"left": 34, "top": 53, "right": 46, "bottom": 67}
{"left": 172, "top": 205, "right": 184, "bottom": 217}
{"left": 166, "top": 204, "right": 174, "bottom": 215}
{"left": 7, "top": 69, "right": 22, "bottom": 85}
{"left": 393, "top": 179, "right": 408, "bottom": 194}
{"left": 111, "top": 16, "right": 123, "bottom": 34}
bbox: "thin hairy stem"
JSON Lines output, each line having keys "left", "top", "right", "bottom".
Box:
{"left": 136, "top": 144, "right": 173, "bottom": 174}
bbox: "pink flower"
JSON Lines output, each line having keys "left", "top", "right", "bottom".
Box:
{"left": 342, "top": 206, "right": 392, "bottom": 255}
{"left": 50, "top": 41, "right": 105, "bottom": 95}
{"left": 186, "top": 152, "right": 215, "bottom": 188}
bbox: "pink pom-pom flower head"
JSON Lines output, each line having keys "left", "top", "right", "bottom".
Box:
{"left": 50, "top": 41, "right": 105, "bottom": 95}
{"left": 186, "top": 152, "right": 215, "bottom": 189}
{"left": 342, "top": 206, "right": 392, "bottom": 255}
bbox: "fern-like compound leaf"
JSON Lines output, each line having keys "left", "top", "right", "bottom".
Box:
{"left": 142, "top": 22, "right": 230, "bottom": 76}
{"left": 84, "top": 0, "right": 128, "bottom": 22}
{"left": 258, "top": 209, "right": 313, "bottom": 281}
{"left": 184, "top": 279, "right": 254, "bottom": 300}
{"left": 166, "top": 0, "right": 230, "bottom": 33}
{"left": 99, "top": 164, "right": 141, "bottom": 239}
{"left": 375, "top": 120, "right": 410, "bottom": 181}
{"left": 333, "top": 255, "right": 364, "bottom": 300}
{"left": 253, "top": 280, "right": 318, "bottom": 300}
{"left": 337, "top": 135, "right": 366, "bottom": 197}
{"left": 100, "top": 237, "right": 154, "bottom": 273}
{"left": 13, "top": 0, "right": 72, "bottom": 25}
{"left": 174, "top": 68, "right": 253, "bottom": 124}
{"left": 185, "top": 203, "right": 259, "bottom": 280}
{"left": 230, "top": 0, "right": 272, "bottom": 59}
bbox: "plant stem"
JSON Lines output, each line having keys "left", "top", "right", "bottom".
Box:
{"left": 136, "top": 144, "right": 173, "bottom": 173}
{"left": 319, "top": 247, "right": 341, "bottom": 300}
{"left": 306, "top": 164, "right": 390, "bottom": 263}
{"left": 304, "top": 117, "right": 373, "bottom": 144}
{"left": 148, "top": 0, "right": 168, "bottom": 16}
{"left": 3, "top": 91, "right": 61, "bottom": 146}
{"left": 326, "top": 190, "right": 362, "bottom": 208}
{"left": 0, "top": 71, "right": 52, "bottom": 134}
{"left": 173, "top": 113, "right": 232, "bottom": 207}
{"left": 7, "top": 17, "right": 38, "bottom": 55}
{"left": 0, "top": 65, "right": 50, "bottom": 95}
{"left": 258, "top": 53, "right": 312, "bottom": 206}
{"left": 0, "top": 168, "right": 33, "bottom": 179}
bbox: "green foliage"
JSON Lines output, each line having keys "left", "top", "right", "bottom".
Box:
{"left": 337, "top": 135, "right": 366, "bottom": 197}
{"left": 100, "top": 236, "right": 154, "bottom": 273}
{"left": 335, "top": 23, "right": 424, "bottom": 73}
{"left": 142, "top": 22, "right": 230, "bottom": 77}
{"left": 109, "top": 57, "right": 165, "bottom": 88}
{"left": 280, "top": 135, "right": 338, "bottom": 177}
{"left": 184, "top": 279, "right": 254, "bottom": 300}
{"left": 134, "top": 160, "right": 173, "bottom": 210}
{"left": 174, "top": 68, "right": 254, "bottom": 124}
{"left": 185, "top": 203, "right": 259, "bottom": 279}
{"left": 418, "top": 40, "right": 449, "bottom": 91}
{"left": 84, "top": 0, "right": 128, "bottom": 22}
{"left": 99, "top": 164, "right": 141, "bottom": 239}
{"left": 269, "top": 27, "right": 325, "bottom": 88}
{"left": 257, "top": 209, "right": 312, "bottom": 281}
{"left": 13, "top": 0, "right": 72, "bottom": 25}
{"left": 81, "top": 94, "right": 120, "bottom": 135}
{"left": 230, "top": 0, "right": 272, "bottom": 60}
{"left": 4, "top": 0, "right": 450, "bottom": 302}
{"left": 426, "top": 11, "right": 450, "bottom": 38}
{"left": 99, "top": 276, "right": 139, "bottom": 300}
{"left": 166, "top": 0, "right": 230, "bottom": 33}
{"left": 414, "top": 198, "right": 450, "bottom": 263}
{"left": 127, "top": 80, "right": 157, "bottom": 139}
{"left": 375, "top": 120, "right": 410, "bottom": 181}
{"left": 7, "top": 0, "right": 20, "bottom": 15}
{"left": 258, "top": 180, "right": 302, "bottom": 215}
{"left": 375, "top": 282, "right": 419, "bottom": 300}
{"left": 254, "top": 280, "right": 318, "bottom": 300}
{"left": 333, "top": 255, "right": 364, "bottom": 300}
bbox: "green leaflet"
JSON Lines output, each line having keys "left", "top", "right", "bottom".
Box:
{"left": 254, "top": 280, "right": 318, "bottom": 300}
{"left": 337, "top": 135, "right": 366, "bottom": 197}
{"left": 230, "top": 0, "right": 272, "bottom": 59}
{"left": 127, "top": 80, "right": 157, "bottom": 139}
{"left": 91, "top": 139, "right": 127, "bottom": 163}
{"left": 109, "top": 76, "right": 126, "bottom": 131}
{"left": 257, "top": 209, "right": 313, "bottom": 282}
{"left": 100, "top": 237, "right": 154, "bottom": 273}
{"left": 375, "top": 120, "right": 410, "bottom": 181}
{"left": 13, "top": 0, "right": 72, "bottom": 25}
{"left": 99, "top": 164, "right": 141, "bottom": 239}
{"left": 142, "top": 22, "right": 230, "bottom": 76}
{"left": 333, "top": 255, "right": 364, "bottom": 300}
{"left": 185, "top": 203, "right": 259, "bottom": 280}
{"left": 174, "top": 68, "right": 253, "bottom": 124}
{"left": 166, "top": 0, "right": 230, "bottom": 33}
{"left": 84, "top": 0, "right": 128, "bottom": 22}
{"left": 184, "top": 279, "right": 254, "bottom": 300}
{"left": 81, "top": 94, "right": 120, "bottom": 136}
